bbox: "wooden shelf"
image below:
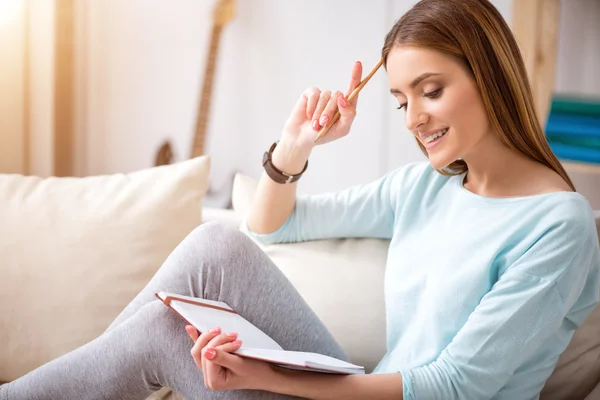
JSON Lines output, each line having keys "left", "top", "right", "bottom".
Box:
{"left": 512, "top": 0, "right": 560, "bottom": 126}
{"left": 513, "top": 2, "right": 600, "bottom": 177}
{"left": 561, "top": 160, "right": 600, "bottom": 175}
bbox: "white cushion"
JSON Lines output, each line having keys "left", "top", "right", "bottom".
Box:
{"left": 0, "top": 156, "right": 210, "bottom": 382}
{"left": 232, "top": 174, "right": 387, "bottom": 372}
{"left": 202, "top": 207, "right": 241, "bottom": 228}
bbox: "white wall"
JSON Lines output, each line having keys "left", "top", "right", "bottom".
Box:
{"left": 79, "top": 0, "right": 411, "bottom": 202}
{"left": 75, "top": 0, "right": 598, "bottom": 208}
{"left": 555, "top": 0, "right": 600, "bottom": 97}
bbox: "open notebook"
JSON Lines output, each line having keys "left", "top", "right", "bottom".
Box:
{"left": 155, "top": 292, "right": 364, "bottom": 375}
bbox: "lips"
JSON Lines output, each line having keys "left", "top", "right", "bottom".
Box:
{"left": 420, "top": 127, "right": 449, "bottom": 149}
{"left": 422, "top": 128, "right": 449, "bottom": 143}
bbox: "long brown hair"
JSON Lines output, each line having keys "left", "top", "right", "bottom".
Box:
{"left": 382, "top": 0, "right": 575, "bottom": 190}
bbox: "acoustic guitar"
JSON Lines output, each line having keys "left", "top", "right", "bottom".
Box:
{"left": 154, "top": 0, "right": 236, "bottom": 166}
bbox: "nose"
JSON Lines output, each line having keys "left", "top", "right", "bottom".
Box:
{"left": 405, "top": 103, "right": 428, "bottom": 132}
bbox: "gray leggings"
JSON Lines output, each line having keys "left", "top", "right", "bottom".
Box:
{"left": 1, "top": 223, "right": 348, "bottom": 400}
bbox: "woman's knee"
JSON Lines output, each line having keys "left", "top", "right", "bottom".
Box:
{"left": 181, "top": 222, "right": 262, "bottom": 271}
{"left": 158, "top": 222, "right": 273, "bottom": 299}
{"left": 187, "top": 221, "right": 254, "bottom": 251}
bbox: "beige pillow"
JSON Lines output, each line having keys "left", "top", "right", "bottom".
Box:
{"left": 0, "top": 156, "right": 210, "bottom": 382}
{"left": 232, "top": 174, "right": 388, "bottom": 372}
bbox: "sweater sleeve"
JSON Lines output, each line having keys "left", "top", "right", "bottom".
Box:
{"left": 243, "top": 169, "right": 400, "bottom": 244}
{"left": 400, "top": 208, "right": 600, "bottom": 400}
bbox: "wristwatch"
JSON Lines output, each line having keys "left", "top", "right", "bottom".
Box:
{"left": 262, "top": 141, "right": 308, "bottom": 184}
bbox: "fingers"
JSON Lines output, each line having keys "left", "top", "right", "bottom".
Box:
{"left": 285, "top": 87, "right": 319, "bottom": 129}
{"left": 185, "top": 325, "right": 199, "bottom": 341}
{"left": 319, "top": 90, "right": 344, "bottom": 127}
{"left": 304, "top": 87, "right": 320, "bottom": 120}
{"left": 203, "top": 342, "right": 245, "bottom": 390}
{"left": 201, "top": 331, "right": 238, "bottom": 385}
{"left": 337, "top": 92, "right": 357, "bottom": 127}
{"left": 190, "top": 326, "right": 222, "bottom": 370}
{"left": 310, "top": 61, "right": 363, "bottom": 134}
{"left": 314, "top": 91, "right": 356, "bottom": 136}
{"left": 214, "top": 339, "right": 243, "bottom": 354}
{"left": 192, "top": 328, "right": 238, "bottom": 372}
{"left": 311, "top": 90, "right": 331, "bottom": 130}
{"left": 292, "top": 61, "right": 362, "bottom": 137}
{"left": 328, "top": 62, "right": 361, "bottom": 133}
{"left": 206, "top": 344, "right": 244, "bottom": 367}
{"left": 345, "top": 61, "right": 363, "bottom": 103}
{"left": 204, "top": 332, "right": 239, "bottom": 354}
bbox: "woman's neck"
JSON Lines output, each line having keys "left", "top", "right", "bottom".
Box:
{"left": 461, "top": 134, "right": 551, "bottom": 198}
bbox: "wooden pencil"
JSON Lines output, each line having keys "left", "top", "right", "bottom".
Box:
{"left": 313, "top": 58, "right": 384, "bottom": 143}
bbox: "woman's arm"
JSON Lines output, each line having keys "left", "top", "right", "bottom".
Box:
{"left": 192, "top": 329, "right": 404, "bottom": 399}
{"left": 247, "top": 62, "right": 363, "bottom": 234}
{"left": 246, "top": 137, "right": 311, "bottom": 234}
{"left": 265, "top": 369, "right": 403, "bottom": 400}
{"left": 389, "top": 204, "right": 599, "bottom": 400}
{"left": 246, "top": 61, "right": 400, "bottom": 243}
{"left": 257, "top": 204, "right": 598, "bottom": 400}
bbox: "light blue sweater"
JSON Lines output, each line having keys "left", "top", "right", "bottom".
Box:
{"left": 247, "top": 162, "right": 600, "bottom": 399}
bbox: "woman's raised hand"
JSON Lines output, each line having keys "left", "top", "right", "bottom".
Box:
{"left": 281, "top": 61, "right": 364, "bottom": 151}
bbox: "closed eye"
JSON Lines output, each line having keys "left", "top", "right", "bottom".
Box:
{"left": 396, "top": 88, "right": 443, "bottom": 111}
{"left": 425, "top": 88, "right": 443, "bottom": 99}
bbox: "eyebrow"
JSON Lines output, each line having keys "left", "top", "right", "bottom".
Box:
{"left": 389, "top": 72, "right": 441, "bottom": 95}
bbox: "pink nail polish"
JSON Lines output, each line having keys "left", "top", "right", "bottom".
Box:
{"left": 339, "top": 96, "right": 348, "bottom": 108}
{"left": 209, "top": 327, "right": 220, "bottom": 334}
{"left": 312, "top": 119, "right": 320, "bottom": 131}
{"left": 320, "top": 115, "right": 329, "bottom": 125}
{"left": 205, "top": 348, "right": 216, "bottom": 360}
{"left": 226, "top": 332, "right": 238, "bottom": 338}
{"left": 233, "top": 340, "right": 242, "bottom": 346}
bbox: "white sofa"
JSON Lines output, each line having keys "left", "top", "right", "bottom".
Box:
{"left": 1, "top": 157, "right": 599, "bottom": 399}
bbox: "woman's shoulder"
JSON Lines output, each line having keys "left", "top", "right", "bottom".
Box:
{"left": 386, "top": 161, "right": 449, "bottom": 188}
{"left": 535, "top": 190, "right": 595, "bottom": 228}
{"left": 383, "top": 162, "right": 457, "bottom": 211}
{"left": 505, "top": 193, "right": 599, "bottom": 282}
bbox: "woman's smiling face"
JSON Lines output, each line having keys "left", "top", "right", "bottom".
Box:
{"left": 386, "top": 46, "right": 492, "bottom": 170}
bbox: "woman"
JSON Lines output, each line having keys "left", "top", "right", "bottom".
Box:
{"left": 2, "top": 0, "right": 599, "bottom": 399}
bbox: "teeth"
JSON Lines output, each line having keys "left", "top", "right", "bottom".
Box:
{"left": 424, "top": 128, "right": 448, "bottom": 143}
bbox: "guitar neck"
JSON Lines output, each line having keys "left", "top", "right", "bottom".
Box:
{"left": 190, "top": 24, "right": 223, "bottom": 159}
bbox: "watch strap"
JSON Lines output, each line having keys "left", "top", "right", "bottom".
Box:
{"left": 262, "top": 142, "right": 308, "bottom": 184}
